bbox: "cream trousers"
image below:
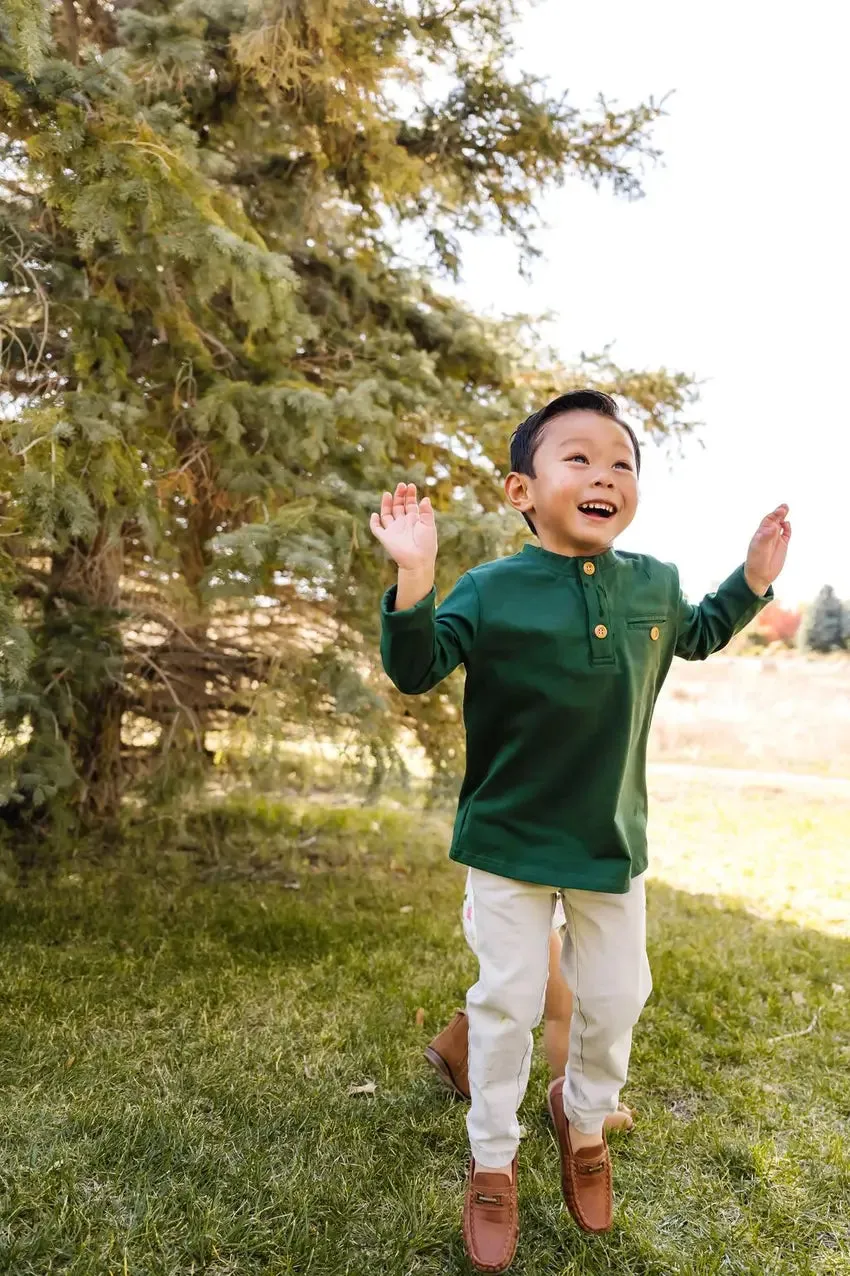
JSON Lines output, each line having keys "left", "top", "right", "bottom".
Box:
{"left": 464, "top": 868, "right": 652, "bottom": 1166}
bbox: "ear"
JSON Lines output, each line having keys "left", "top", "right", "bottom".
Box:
{"left": 504, "top": 471, "right": 533, "bottom": 516}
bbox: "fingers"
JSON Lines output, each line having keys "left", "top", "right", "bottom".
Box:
{"left": 369, "top": 511, "right": 386, "bottom": 543}
{"left": 392, "top": 482, "right": 408, "bottom": 522}
{"left": 404, "top": 482, "right": 419, "bottom": 516}
{"left": 418, "top": 495, "right": 434, "bottom": 523}
{"left": 754, "top": 504, "right": 791, "bottom": 542}
{"left": 373, "top": 482, "right": 424, "bottom": 536}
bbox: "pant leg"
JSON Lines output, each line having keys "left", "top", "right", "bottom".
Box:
{"left": 465, "top": 868, "right": 556, "bottom": 1166}
{"left": 559, "top": 872, "right": 652, "bottom": 1134}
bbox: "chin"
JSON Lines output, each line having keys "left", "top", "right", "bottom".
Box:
{"left": 572, "top": 514, "right": 624, "bottom": 547}
{"left": 569, "top": 525, "right": 614, "bottom": 550}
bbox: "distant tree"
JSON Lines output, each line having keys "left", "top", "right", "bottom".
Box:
{"left": 832, "top": 599, "right": 847, "bottom": 648}
{"left": 800, "top": 586, "right": 845, "bottom": 653}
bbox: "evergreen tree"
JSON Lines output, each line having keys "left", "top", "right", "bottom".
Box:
{"left": 841, "top": 600, "right": 850, "bottom": 650}
{"left": 1, "top": 0, "right": 700, "bottom": 827}
{"left": 801, "top": 586, "right": 844, "bottom": 653}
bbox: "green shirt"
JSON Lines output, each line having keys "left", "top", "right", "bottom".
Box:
{"left": 380, "top": 543, "right": 771, "bottom": 893}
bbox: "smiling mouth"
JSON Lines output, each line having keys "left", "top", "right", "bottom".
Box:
{"left": 578, "top": 501, "right": 617, "bottom": 520}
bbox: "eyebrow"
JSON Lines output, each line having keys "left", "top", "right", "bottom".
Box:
{"left": 558, "top": 435, "right": 634, "bottom": 456}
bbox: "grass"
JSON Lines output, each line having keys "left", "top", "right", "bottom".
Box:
{"left": 0, "top": 788, "right": 848, "bottom": 1276}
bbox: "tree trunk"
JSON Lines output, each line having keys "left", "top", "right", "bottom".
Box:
{"left": 47, "top": 526, "right": 125, "bottom": 822}
{"left": 159, "top": 492, "right": 217, "bottom": 763}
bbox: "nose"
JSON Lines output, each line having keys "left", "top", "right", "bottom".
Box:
{"left": 592, "top": 472, "right": 615, "bottom": 488}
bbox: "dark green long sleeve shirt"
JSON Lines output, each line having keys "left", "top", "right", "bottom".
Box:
{"left": 380, "top": 543, "right": 771, "bottom": 892}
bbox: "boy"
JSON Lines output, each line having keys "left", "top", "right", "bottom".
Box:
{"left": 371, "top": 390, "right": 790, "bottom": 1272}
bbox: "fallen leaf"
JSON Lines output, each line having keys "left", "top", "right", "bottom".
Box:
{"left": 767, "top": 1011, "right": 819, "bottom": 1045}
{"left": 65, "top": 1055, "right": 76, "bottom": 1069}
{"left": 304, "top": 1062, "right": 315, "bottom": 1079}
{"left": 284, "top": 880, "right": 301, "bottom": 890}
{"left": 415, "top": 1008, "right": 425, "bottom": 1028}
{"left": 832, "top": 983, "right": 845, "bottom": 996}
{"left": 791, "top": 991, "right": 806, "bottom": 1007}
{"left": 347, "top": 1081, "right": 377, "bottom": 1096}
{"left": 399, "top": 905, "right": 413, "bottom": 914}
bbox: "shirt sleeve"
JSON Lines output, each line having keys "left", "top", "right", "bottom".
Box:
{"left": 674, "top": 564, "right": 773, "bottom": 661}
{"left": 379, "top": 571, "right": 480, "bottom": 695}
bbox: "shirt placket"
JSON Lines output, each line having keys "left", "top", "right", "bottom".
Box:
{"left": 579, "top": 559, "right": 615, "bottom": 667}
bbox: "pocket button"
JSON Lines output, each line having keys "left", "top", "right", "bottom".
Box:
{"left": 650, "top": 626, "right": 660, "bottom": 641}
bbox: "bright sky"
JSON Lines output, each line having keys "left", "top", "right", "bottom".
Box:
{"left": 453, "top": 0, "right": 849, "bottom": 605}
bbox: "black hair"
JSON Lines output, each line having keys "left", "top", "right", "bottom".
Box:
{"left": 508, "top": 389, "right": 642, "bottom": 535}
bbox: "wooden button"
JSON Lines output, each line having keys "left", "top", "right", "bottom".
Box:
{"left": 594, "top": 624, "right": 608, "bottom": 640}
{"left": 583, "top": 561, "right": 596, "bottom": 576}
{"left": 650, "top": 626, "right": 660, "bottom": 641}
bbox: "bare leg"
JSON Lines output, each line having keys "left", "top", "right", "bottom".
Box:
{"left": 543, "top": 930, "right": 571, "bottom": 1078}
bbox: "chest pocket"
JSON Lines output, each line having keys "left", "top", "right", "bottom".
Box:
{"left": 626, "top": 615, "right": 667, "bottom": 645}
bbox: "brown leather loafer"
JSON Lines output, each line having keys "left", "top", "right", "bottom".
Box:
{"left": 462, "top": 1157, "right": 518, "bottom": 1273}
{"left": 423, "top": 1009, "right": 470, "bottom": 1100}
{"left": 547, "top": 1077, "right": 612, "bottom": 1233}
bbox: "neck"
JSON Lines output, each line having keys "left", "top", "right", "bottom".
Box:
{"left": 536, "top": 529, "right": 614, "bottom": 558}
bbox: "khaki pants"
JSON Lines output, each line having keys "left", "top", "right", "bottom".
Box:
{"left": 465, "top": 868, "right": 652, "bottom": 1166}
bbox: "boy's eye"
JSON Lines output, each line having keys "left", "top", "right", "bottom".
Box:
{"left": 566, "top": 453, "right": 589, "bottom": 464}
{"left": 614, "top": 461, "right": 633, "bottom": 471}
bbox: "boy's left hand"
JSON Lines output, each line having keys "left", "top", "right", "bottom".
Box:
{"left": 745, "top": 504, "right": 792, "bottom": 596}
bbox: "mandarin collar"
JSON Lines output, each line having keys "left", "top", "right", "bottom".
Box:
{"left": 520, "top": 542, "right": 619, "bottom": 577}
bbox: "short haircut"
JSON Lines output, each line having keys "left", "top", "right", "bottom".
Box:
{"left": 509, "top": 390, "right": 641, "bottom": 535}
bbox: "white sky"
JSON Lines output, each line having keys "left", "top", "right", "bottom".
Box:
{"left": 452, "top": 0, "right": 849, "bottom": 605}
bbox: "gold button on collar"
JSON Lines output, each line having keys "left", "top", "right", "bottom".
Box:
{"left": 594, "top": 623, "right": 608, "bottom": 640}
{"left": 650, "top": 626, "right": 660, "bottom": 641}
{"left": 583, "top": 561, "right": 596, "bottom": 576}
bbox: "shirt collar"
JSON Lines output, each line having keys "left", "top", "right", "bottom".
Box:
{"left": 520, "top": 542, "right": 619, "bottom": 577}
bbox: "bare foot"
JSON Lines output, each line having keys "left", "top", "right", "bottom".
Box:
{"left": 568, "top": 1124, "right": 605, "bottom": 1154}
{"left": 604, "top": 1102, "right": 635, "bottom": 1133}
{"left": 474, "top": 1161, "right": 514, "bottom": 1182}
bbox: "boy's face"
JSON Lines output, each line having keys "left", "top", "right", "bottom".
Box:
{"left": 506, "top": 410, "right": 639, "bottom": 553}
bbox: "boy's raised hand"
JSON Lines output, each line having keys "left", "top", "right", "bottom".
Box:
{"left": 370, "top": 482, "right": 438, "bottom": 572}
{"left": 744, "top": 504, "right": 792, "bottom": 596}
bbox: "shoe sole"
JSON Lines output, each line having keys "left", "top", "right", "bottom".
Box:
{"left": 423, "top": 1046, "right": 470, "bottom": 1101}
{"left": 547, "top": 1081, "right": 611, "bottom": 1235}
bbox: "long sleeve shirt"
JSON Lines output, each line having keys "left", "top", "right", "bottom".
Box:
{"left": 380, "top": 542, "right": 771, "bottom": 893}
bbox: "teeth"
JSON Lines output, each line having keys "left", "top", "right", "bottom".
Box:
{"left": 581, "top": 502, "right": 615, "bottom": 514}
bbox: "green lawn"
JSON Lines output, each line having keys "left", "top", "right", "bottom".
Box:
{"left": 0, "top": 788, "right": 848, "bottom": 1275}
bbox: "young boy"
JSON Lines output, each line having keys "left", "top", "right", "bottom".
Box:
{"left": 371, "top": 390, "right": 790, "bottom": 1272}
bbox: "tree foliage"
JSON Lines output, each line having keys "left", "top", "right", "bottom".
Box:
{"left": 1, "top": 0, "right": 700, "bottom": 826}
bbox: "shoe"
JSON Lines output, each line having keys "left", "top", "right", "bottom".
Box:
{"left": 423, "top": 1009, "right": 469, "bottom": 1099}
{"left": 547, "top": 1077, "right": 612, "bottom": 1234}
{"left": 462, "top": 1157, "right": 519, "bottom": 1273}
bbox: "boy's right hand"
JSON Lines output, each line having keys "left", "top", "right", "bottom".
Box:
{"left": 370, "top": 482, "right": 438, "bottom": 572}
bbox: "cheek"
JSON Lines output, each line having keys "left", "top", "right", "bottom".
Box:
{"left": 621, "top": 484, "right": 639, "bottom": 518}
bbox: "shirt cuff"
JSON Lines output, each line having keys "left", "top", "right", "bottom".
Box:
{"left": 738, "top": 565, "right": 775, "bottom": 603}
{"left": 728, "top": 564, "right": 774, "bottom": 606}
{"left": 380, "top": 584, "right": 437, "bottom": 624}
